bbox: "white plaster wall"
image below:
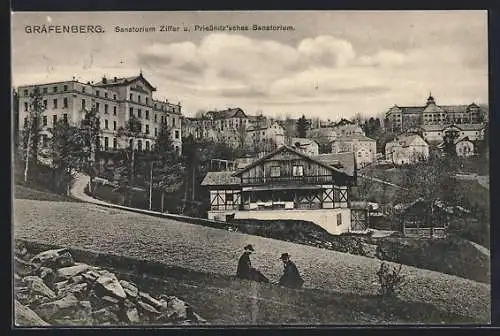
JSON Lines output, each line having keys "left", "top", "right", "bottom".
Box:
{"left": 234, "top": 208, "right": 351, "bottom": 235}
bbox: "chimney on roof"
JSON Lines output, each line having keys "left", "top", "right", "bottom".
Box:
{"left": 114, "top": 76, "right": 117, "bottom": 82}
{"left": 102, "top": 76, "right": 107, "bottom": 84}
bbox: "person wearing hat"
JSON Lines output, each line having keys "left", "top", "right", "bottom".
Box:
{"left": 278, "top": 253, "right": 304, "bottom": 289}
{"left": 236, "top": 244, "right": 269, "bottom": 283}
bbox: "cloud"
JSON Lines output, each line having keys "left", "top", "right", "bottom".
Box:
{"left": 356, "top": 50, "right": 407, "bottom": 67}
{"left": 135, "top": 33, "right": 379, "bottom": 100}
{"left": 129, "top": 34, "right": 487, "bottom": 117}
{"left": 13, "top": 28, "right": 488, "bottom": 120}
{"left": 297, "top": 35, "right": 356, "bottom": 67}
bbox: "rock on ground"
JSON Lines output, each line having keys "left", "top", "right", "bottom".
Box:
{"left": 31, "top": 248, "right": 75, "bottom": 269}
{"left": 15, "top": 300, "right": 50, "bottom": 326}
{"left": 23, "top": 276, "right": 57, "bottom": 300}
{"left": 13, "top": 243, "right": 207, "bottom": 326}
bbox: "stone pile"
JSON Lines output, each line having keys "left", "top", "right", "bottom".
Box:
{"left": 14, "top": 242, "right": 207, "bottom": 326}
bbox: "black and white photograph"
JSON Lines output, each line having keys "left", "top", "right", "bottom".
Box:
{"left": 12, "top": 10, "right": 490, "bottom": 326}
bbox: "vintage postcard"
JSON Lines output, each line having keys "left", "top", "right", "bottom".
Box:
{"left": 12, "top": 10, "right": 490, "bottom": 326}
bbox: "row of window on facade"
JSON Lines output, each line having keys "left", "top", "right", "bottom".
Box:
{"left": 23, "top": 85, "right": 69, "bottom": 96}
{"left": 24, "top": 114, "right": 69, "bottom": 128}
{"left": 268, "top": 165, "right": 304, "bottom": 177}
{"left": 24, "top": 113, "right": 180, "bottom": 140}
{"left": 128, "top": 107, "right": 177, "bottom": 126}
{"left": 23, "top": 85, "right": 178, "bottom": 114}
{"left": 24, "top": 97, "right": 70, "bottom": 111}
{"left": 39, "top": 133, "right": 180, "bottom": 154}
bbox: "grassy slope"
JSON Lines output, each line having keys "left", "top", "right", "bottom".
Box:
{"left": 17, "top": 238, "right": 478, "bottom": 325}
{"left": 119, "top": 266, "right": 478, "bottom": 325}
{"left": 13, "top": 199, "right": 490, "bottom": 322}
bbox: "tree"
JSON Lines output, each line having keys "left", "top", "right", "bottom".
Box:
{"left": 399, "top": 155, "right": 459, "bottom": 208}
{"left": 296, "top": 114, "right": 308, "bottom": 138}
{"left": 350, "top": 112, "right": 364, "bottom": 126}
{"left": 441, "top": 129, "right": 460, "bottom": 173}
{"left": 377, "top": 131, "right": 396, "bottom": 155}
{"left": 362, "top": 117, "right": 383, "bottom": 139}
{"left": 282, "top": 114, "right": 297, "bottom": 145}
{"left": 263, "top": 138, "right": 278, "bottom": 153}
{"left": 194, "top": 109, "right": 206, "bottom": 119}
{"left": 117, "top": 115, "right": 142, "bottom": 205}
{"left": 50, "top": 119, "right": 88, "bottom": 196}
{"left": 442, "top": 129, "right": 459, "bottom": 157}
{"left": 22, "top": 86, "right": 45, "bottom": 183}
{"left": 236, "top": 121, "right": 248, "bottom": 151}
{"left": 80, "top": 106, "right": 100, "bottom": 194}
{"left": 151, "top": 121, "right": 186, "bottom": 211}
{"left": 13, "top": 89, "right": 19, "bottom": 149}
{"left": 252, "top": 112, "right": 267, "bottom": 155}
{"left": 335, "top": 118, "right": 354, "bottom": 127}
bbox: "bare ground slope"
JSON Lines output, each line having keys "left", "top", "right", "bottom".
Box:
{"left": 13, "top": 199, "right": 490, "bottom": 322}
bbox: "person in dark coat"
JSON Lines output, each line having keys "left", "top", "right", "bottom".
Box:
{"left": 236, "top": 245, "right": 270, "bottom": 283}
{"left": 278, "top": 253, "right": 304, "bottom": 289}
{"left": 236, "top": 244, "right": 254, "bottom": 279}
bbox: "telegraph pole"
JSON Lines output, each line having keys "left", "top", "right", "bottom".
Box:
{"left": 149, "top": 161, "right": 153, "bottom": 210}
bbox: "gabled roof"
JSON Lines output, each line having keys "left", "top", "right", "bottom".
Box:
{"left": 399, "top": 107, "right": 424, "bottom": 115}
{"left": 313, "top": 152, "right": 356, "bottom": 177}
{"left": 453, "top": 123, "right": 485, "bottom": 131}
{"left": 94, "top": 73, "right": 157, "bottom": 92}
{"left": 246, "top": 120, "right": 281, "bottom": 132}
{"left": 234, "top": 157, "right": 257, "bottom": 170}
{"left": 291, "top": 137, "right": 318, "bottom": 146}
{"left": 334, "top": 134, "right": 376, "bottom": 142}
{"left": 440, "top": 105, "right": 469, "bottom": 113}
{"left": 420, "top": 123, "right": 485, "bottom": 132}
{"left": 387, "top": 102, "right": 488, "bottom": 116}
{"left": 387, "top": 134, "right": 427, "bottom": 147}
{"left": 455, "top": 136, "right": 473, "bottom": 144}
{"left": 423, "top": 103, "right": 444, "bottom": 113}
{"left": 233, "top": 145, "right": 354, "bottom": 178}
{"left": 205, "top": 108, "right": 247, "bottom": 119}
{"left": 437, "top": 136, "right": 474, "bottom": 148}
{"left": 200, "top": 171, "right": 241, "bottom": 186}
{"left": 420, "top": 124, "right": 447, "bottom": 132}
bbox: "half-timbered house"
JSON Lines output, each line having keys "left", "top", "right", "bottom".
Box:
{"left": 201, "top": 145, "right": 357, "bottom": 235}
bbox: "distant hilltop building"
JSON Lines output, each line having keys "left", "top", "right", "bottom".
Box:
{"left": 385, "top": 134, "right": 429, "bottom": 166}
{"left": 384, "top": 93, "right": 488, "bottom": 134}
{"left": 17, "top": 72, "right": 183, "bottom": 156}
{"left": 182, "top": 107, "right": 250, "bottom": 148}
{"left": 182, "top": 108, "right": 287, "bottom": 152}
{"left": 331, "top": 134, "right": 377, "bottom": 168}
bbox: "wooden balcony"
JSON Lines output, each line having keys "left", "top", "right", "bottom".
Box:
{"left": 241, "top": 175, "right": 334, "bottom": 185}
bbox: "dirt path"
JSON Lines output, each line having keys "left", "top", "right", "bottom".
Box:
{"left": 357, "top": 174, "right": 408, "bottom": 190}
{"left": 468, "top": 240, "right": 490, "bottom": 257}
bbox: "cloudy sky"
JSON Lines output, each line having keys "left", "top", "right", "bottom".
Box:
{"left": 12, "top": 11, "right": 488, "bottom": 120}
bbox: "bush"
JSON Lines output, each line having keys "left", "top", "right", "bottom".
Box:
{"left": 376, "top": 262, "right": 406, "bottom": 297}
{"left": 329, "top": 235, "right": 366, "bottom": 256}
{"left": 447, "top": 217, "right": 490, "bottom": 249}
{"left": 234, "top": 219, "right": 368, "bottom": 257}
{"left": 375, "top": 236, "right": 490, "bottom": 283}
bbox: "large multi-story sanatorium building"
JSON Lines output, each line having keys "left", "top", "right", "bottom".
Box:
{"left": 17, "top": 73, "right": 183, "bottom": 155}
{"left": 384, "top": 94, "right": 488, "bottom": 134}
